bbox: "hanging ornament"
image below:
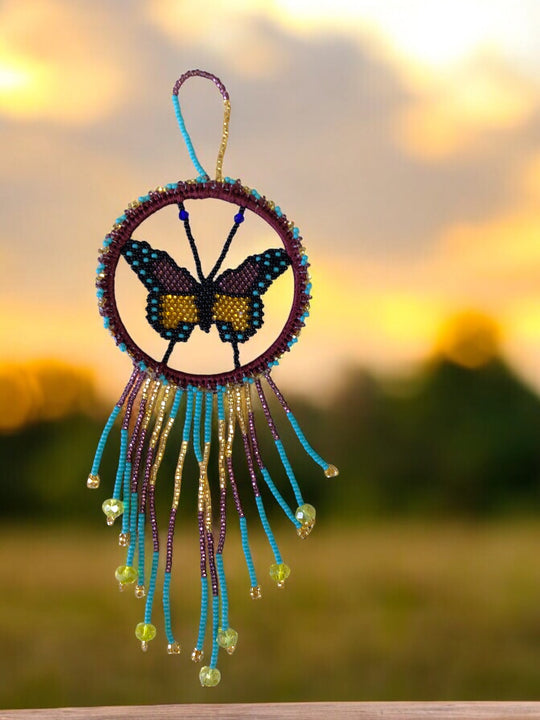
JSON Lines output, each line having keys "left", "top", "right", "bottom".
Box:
{"left": 88, "top": 69, "right": 338, "bottom": 687}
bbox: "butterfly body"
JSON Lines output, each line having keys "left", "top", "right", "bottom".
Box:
{"left": 121, "top": 239, "right": 291, "bottom": 363}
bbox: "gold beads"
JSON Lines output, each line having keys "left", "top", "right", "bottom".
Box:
{"left": 213, "top": 294, "right": 250, "bottom": 332}
{"left": 118, "top": 532, "right": 130, "bottom": 547}
{"left": 160, "top": 294, "right": 199, "bottom": 328}
{"left": 191, "top": 648, "right": 204, "bottom": 663}
{"left": 135, "top": 584, "right": 146, "bottom": 599}
{"left": 250, "top": 585, "right": 262, "bottom": 600}
{"left": 167, "top": 641, "right": 181, "bottom": 655}
{"left": 324, "top": 464, "right": 339, "bottom": 478}
{"left": 87, "top": 473, "right": 100, "bottom": 489}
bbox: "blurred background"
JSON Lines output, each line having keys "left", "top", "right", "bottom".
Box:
{"left": 2, "top": 0, "right": 540, "bottom": 708}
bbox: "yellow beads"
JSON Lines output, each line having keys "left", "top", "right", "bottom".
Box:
{"left": 269, "top": 563, "right": 291, "bottom": 588}
{"left": 167, "top": 641, "right": 181, "bottom": 655}
{"left": 199, "top": 666, "right": 221, "bottom": 687}
{"left": 160, "top": 295, "right": 199, "bottom": 328}
{"left": 102, "top": 498, "right": 124, "bottom": 525}
{"left": 87, "top": 473, "right": 100, "bottom": 489}
{"left": 115, "top": 565, "right": 138, "bottom": 589}
{"left": 295, "top": 503, "right": 316, "bottom": 538}
{"left": 250, "top": 585, "right": 262, "bottom": 600}
{"left": 135, "top": 622, "right": 156, "bottom": 651}
{"left": 324, "top": 464, "right": 339, "bottom": 478}
{"left": 213, "top": 294, "right": 250, "bottom": 332}
{"left": 217, "top": 627, "right": 238, "bottom": 654}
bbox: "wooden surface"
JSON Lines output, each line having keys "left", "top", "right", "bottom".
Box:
{"left": 2, "top": 703, "right": 540, "bottom": 719}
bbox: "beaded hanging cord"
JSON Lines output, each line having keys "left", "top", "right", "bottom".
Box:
{"left": 89, "top": 69, "right": 338, "bottom": 688}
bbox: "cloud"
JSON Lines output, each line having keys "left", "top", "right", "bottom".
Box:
{"left": 396, "top": 54, "right": 538, "bottom": 159}
{"left": 1, "top": 0, "right": 540, "bottom": 399}
{"left": 144, "top": 0, "right": 289, "bottom": 79}
{"left": 0, "top": 0, "right": 131, "bottom": 123}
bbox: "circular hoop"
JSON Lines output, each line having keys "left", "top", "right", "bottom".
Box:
{"left": 96, "top": 179, "right": 311, "bottom": 390}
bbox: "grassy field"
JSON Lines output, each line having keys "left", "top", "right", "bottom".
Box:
{"left": 2, "top": 520, "right": 540, "bottom": 708}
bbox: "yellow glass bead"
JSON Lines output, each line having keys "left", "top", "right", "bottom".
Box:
{"left": 135, "top": 584, "right": 146, "bottom": 599}
{"left": 295, "top": 503, "right": 316, "bottom": 525}
{"left": 102, "top": 498, "right": 124, "bottom": 525}
{"left": 324, "top": 464, "right": 339, "bottom": 478}
{"left": 118, "top": 532, "right": 129, "bottom": 547}
{"left": 115, "top": 565, "right": 138, "bottom": 587}
{"left": 135, "top": 622, "right": 156, "bottom": 643}
{"left": 295, "top": 503, "right": 316, "bottom": 538}
{"left": 199, "top": 666, "right": 221, "bottom": 687}
{"left": 191, "top": 648, "right": 204, "bottom": 663}
{"left": 217, "top": 627, "right": 238, "bottom": 654}
{"left": 167, "top": 641, "right": 181, "bottom": 654}
{"left": 87, "top": 473, "right": 100, "bottom": 489}
{"left": 250, "top": 585, "right": 262, "bottom": 600}
{"left": 269, "top": 563, "right": 290, "bottom": 588}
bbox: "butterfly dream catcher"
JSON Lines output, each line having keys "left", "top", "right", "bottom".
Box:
{"left": 88, "top": 69, "right": 338, "bottom": 687}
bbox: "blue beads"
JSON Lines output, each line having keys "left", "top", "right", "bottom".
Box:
{"left": 255, "top": 495, "right": 282, "bottom": 565}
{"left": 275, "top": 438, "right": 304, "bottom": 507}
{"left": 210, "top": 594, "right": 220, "bottom": 668}
{"left": 239, "top": 516, "right": 257, "bottom": 587}
{"left": 163, "top": 571, "right": 175, "bottom": 644}
{"left": 179, "top": 208, "right": 189, "bottom": 221}
{"left": 261, "top": 467, "right": 300, "bottom": 527}
{"left": 204, "top": 391, "right": 213, "bottom": 444}
{"left": 287, "top": 412, "right": 328, "bottom": 471}
{"left": 196, "top": 576, "right": 209, "bottom": 651}
{"left": 234, "top": 212, "right": 244, "bottom": 224}
{"left": 90, "top": 404, "right": 121, "bottom": 476}
{"left": 172, "top": 94, "right": 207, "bottom": 178}
{"left": 113, "top": 427, "right": 129, "bottom": 500}
{"left": 144, "top": 550, "right": 160, "bottom": 624}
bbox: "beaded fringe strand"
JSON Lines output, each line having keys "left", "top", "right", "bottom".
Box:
{"left": 88, "top": 367, "right": 337, "bottom": 687}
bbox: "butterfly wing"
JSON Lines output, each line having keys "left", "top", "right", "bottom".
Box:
{"left": 213, "top": 248, "right": 291, "bottom": 344}
{"left": 121, "top": 239, "right": 199, "bottom": 343}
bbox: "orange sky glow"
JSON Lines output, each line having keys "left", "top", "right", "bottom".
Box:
{"left": 1, "top": 0, "right": 540, "bottom": 417}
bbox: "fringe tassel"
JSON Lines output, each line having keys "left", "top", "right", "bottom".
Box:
{"left": 87, "top": 367, "right": 337, "bottom": 687}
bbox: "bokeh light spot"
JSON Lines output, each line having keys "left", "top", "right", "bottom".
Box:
{"left": 436, "top": 311, "right": 502, "bottom": 369}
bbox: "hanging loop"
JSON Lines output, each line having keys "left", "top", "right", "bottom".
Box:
{"left": 172, "top": 70, "right": 231, "bottom": 182}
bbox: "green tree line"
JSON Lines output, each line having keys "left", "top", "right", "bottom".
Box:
{"left": 2, "top": 352, "right": 540, "bottom": 523}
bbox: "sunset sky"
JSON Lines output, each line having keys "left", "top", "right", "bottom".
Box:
{"left": 1, "top": 0, "right": 539, "bottom": 407}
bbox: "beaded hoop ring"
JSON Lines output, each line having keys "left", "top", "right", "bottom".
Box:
{"left": 88, "top": 70, "right": 338, "bottom": 688}
{"left": 97, "top": 178, "right": 310, "bottom": 389}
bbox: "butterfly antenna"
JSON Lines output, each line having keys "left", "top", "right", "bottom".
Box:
{"left": 162, "top": 338, "right": 177, "bottom": 365}
{"left": 207, "top": 206, "right": 246, "bottom": 281}
{"left": 178, "top": 202, "right": 205, "bottom": 282}
{"left": 231, "top": 339, "right": 240, "bottom": 369}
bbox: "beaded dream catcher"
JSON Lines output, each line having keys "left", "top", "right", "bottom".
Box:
{"left": 88, "top": 70, "right": 338, "bottom": 687}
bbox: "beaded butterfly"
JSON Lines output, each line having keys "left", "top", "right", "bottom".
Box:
{"left": 121, "top": 201, "right": 290, "bottom": 369}
{"left": 88, "top": 70, "right": 338, "bottom": 689}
